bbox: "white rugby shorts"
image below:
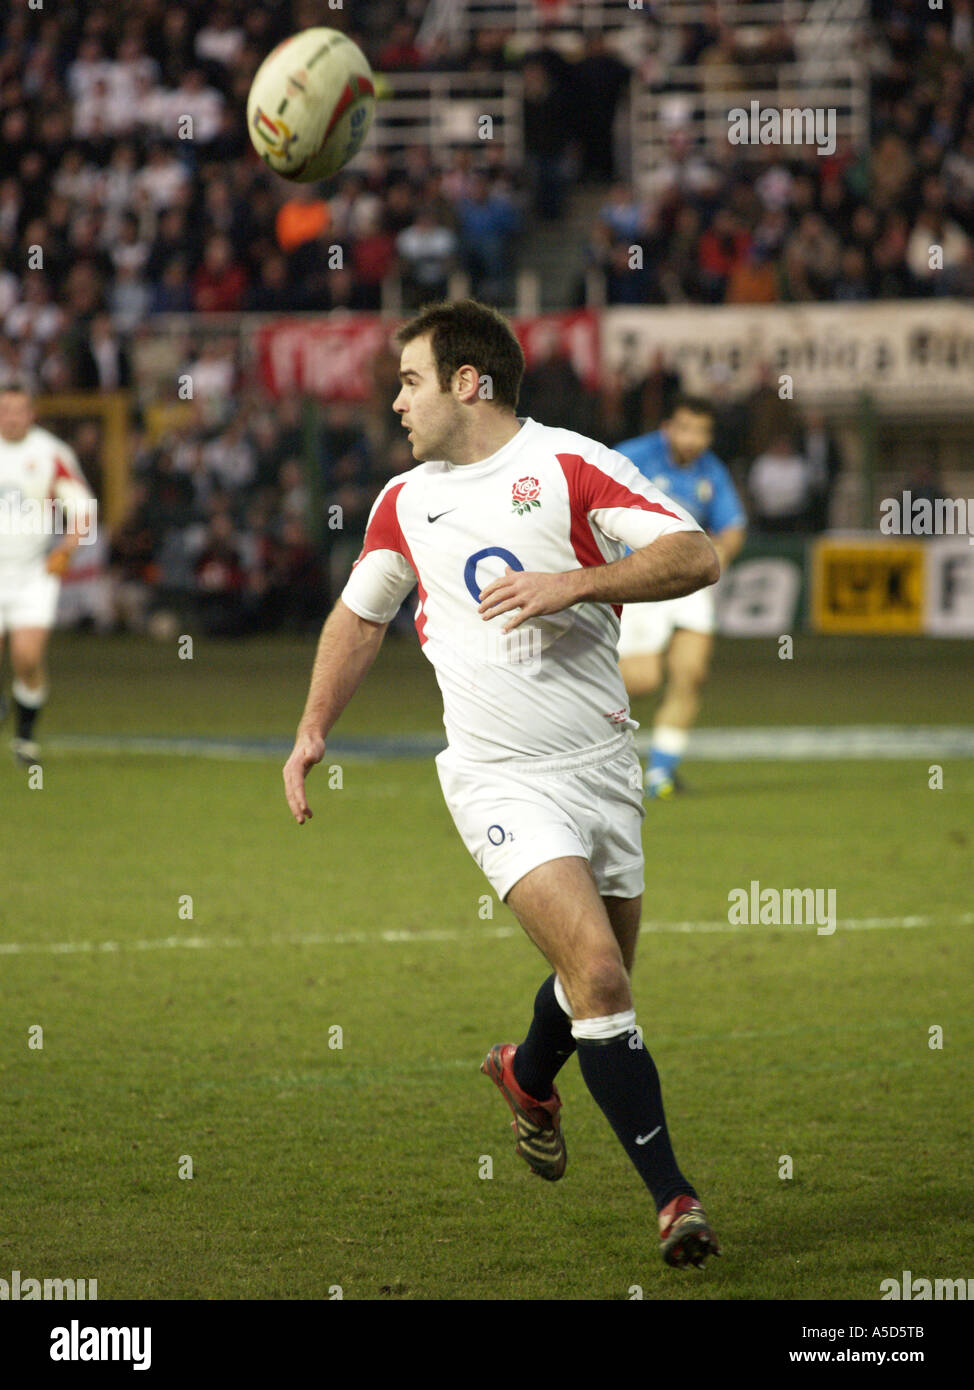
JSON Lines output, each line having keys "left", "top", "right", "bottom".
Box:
{"left": 617, "top": 586, "right": 715, "bottom": 658}
{"left": 435, "top": 732, "right": 646, "bottom": 903}
{"left": 0, "top": 565, "right": 60, "bottom": 635}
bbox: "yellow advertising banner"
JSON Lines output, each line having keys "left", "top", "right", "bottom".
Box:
{"left": 811, "top": 539, "right": 926, "bottom": 634}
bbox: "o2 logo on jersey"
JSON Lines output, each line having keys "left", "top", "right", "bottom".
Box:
{"left": 463, "top": 546, "right": 524, "bottom": 604}
{"left": 463, "top": 545, "right": 543, "bottom": 671}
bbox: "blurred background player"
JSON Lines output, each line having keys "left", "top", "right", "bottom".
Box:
{"left": 615, "top": 397, "right": 746, "bottom": 798}
{"left": 0, "top": 381, "right": 95, "bottom": 765}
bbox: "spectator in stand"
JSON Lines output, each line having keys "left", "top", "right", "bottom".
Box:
{"left": 246, "top": 252, "right": 297, "bottom": 312}
{"left": 906, "top": 209, "right": 972, "bottom": 293}
{"left": 784, "top": 213, "right": 841, "bottom": 300}
{"left": 74, "top": 311, "right": 132, "bottom": 389}
{"left": 725, "top": 246, "right": 778, "bottom": 304}
{"left": 152, "top": 256, "right": 193, "bottom": 312}
{"left": 598, "top": 183, "right": 648, "bottom": 243}
{"left": 833, "top": 245, "right": 872, "bottom": 301}
{"left": 697, "top": 209, "right": 751, "bottom": 303}
{"left": 192, "top": 234, "right": 247, "bottom": 312}
{"left": 134, "top": 142, "right": 190, "bottom": 212}
{"left": 275, "top": 184, "right": 330, "bottom": 256}
{"left": 193, "top": 510, "right": 247, "bottom": 636}
{"left": 801, "top": 409, "right": 841, "bottom": 532}
{"left": 455, "top": 173, "right": 520, "bottom": 302}
{"left": 618, "top": 351, "right": 682, "bottom": 441}
{"left": 350, "top": 204, "right": 396, "bottom": 310}
{"left": 748, "top": 434, "right": 818, "bottom": 533}
{"left": 603, "top": 238, "right": 658, "bottom": 305}
{"left": 194, "top": 7, "right": 245, "bottom": 71}
{"left": 396, "top": 207, "right": 457, "bottom": 309}
{"left": 570, "top": 33, "right": 631, "bottom": 185}
{"left": 518, "top": 333, "right": 596, "bottom": 435}
{"left": 521, "top": 59, "right": 574, "bottom": 221}
{"left": 108, "top": 478, "right": 158, "bottom": 631}
{"left": 376, "top": 20, "right": 423, "bottom": 72}
{"left": 248, "top": 514, "right": 324, "bottom": 632}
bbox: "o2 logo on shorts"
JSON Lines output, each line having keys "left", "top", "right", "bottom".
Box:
{"left": 487, "top": 823, "right": 514, "bottom": 845}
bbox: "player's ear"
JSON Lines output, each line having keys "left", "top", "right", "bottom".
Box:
{"left": 454, "top": 364, "right": 480, "bottom": 402}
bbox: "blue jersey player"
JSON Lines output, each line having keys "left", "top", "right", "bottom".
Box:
{"left": 615, "top": 397, "right": 746, "bottom": 797}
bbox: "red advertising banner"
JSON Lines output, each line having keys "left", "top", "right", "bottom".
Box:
{"left": 256, "top": 315, "right": 396, "bottom": 402}
{"left": 255, "top": 309, "right": 601, "bottom": 401}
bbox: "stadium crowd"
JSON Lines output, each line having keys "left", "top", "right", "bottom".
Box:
{"left": 1, "top": 0, "right": 967, "bottom": 629}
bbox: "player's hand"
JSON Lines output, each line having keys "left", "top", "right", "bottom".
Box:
{"left": 46, "top": 548, "right": 72, "bottom": 577}
{"left": 283, "top": 731, "right": 326, "bottom": 824}
{"left": 477, "top": 566, "right": 581, "bottom": 632}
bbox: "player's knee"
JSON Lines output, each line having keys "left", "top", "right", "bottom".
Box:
{"left": 567, "top": 953, "right": 631, "bottom": 1016}
{"left": 669, "top": 663, "right": 708, "bottom": 698}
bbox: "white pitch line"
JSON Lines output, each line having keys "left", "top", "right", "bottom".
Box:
{"left": 0, "top": 914, "right": 970, "bottom": 958}
{"left": 639, "top": 912, "right": 974, "bottom": 933}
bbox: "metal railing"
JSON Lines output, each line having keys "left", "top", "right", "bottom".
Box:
{"left": 418, "top": 0, "right": 815, "bottom": 40}
{"left": 631, "top": 57, "right": 868, "bottom": 184}
{"left": 347, "top": 71, "right": 524, "bottom": 170}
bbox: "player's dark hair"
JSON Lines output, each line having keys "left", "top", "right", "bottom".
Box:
{"left": 395, "top": 299, "right": 524, "bottom": 411}
{"left": 671, "top": 394, "right": 714, "bottom": 420}
{"left": 0, "top": 377, "right": 33, "bottom": 397}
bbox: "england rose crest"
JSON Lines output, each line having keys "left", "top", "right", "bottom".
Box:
{"left": 512, "top": 475, "right": 541, "bottom": 516}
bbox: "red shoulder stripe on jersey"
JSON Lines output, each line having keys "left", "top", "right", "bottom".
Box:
{"left": 354, "top": 481, "right": 410, "bottom": 566}
{"left": 555, "top": 451, "right": 683, "bottom": 522}
{"left": 555, "top": 452, "right": 681, "bottom": 617}
{"left": 352, "top": 479, "right": 428, "bottom": 645}
{"left": 53, "top": 456, "right": 78, "bottom": 483}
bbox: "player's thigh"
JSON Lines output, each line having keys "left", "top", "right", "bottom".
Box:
{"left": 617, "top": 602, "right": 669, "bottom": 697}
{"left": 665, "top": 626, "right": 713, "bottom": 690}
{"left": 618, "top": 651, "right": 663, "bottom": 697}
{"left": 9, "top": 624, "right": 51, "bottom": 675}
{"left": 602, "top": 893, "right": 641, "bottom": 975}
{"left": 505, "top": 856, "right": 631, "bottom": 1015}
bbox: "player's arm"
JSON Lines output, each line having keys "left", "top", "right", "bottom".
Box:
{"left": 46, "top": 531, "right": 81, "bottom": 576}
{"left": 284, "top": 598, "right": 388, "bottom": 824}
{"left": 48, "top": 448, "right": 96, "bottom": 575}
{"left": 707, "top": 461, "right": 747, "bottom": 574}
{"left": 709, "top": 524, "right": 745, "bottom": 573}
{"left": 478, "top": 531, "right": 718, "bottom": 631}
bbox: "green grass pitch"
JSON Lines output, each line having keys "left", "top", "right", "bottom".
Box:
{"left": 1, "top": 633, "right": 971, "bottom": 1299}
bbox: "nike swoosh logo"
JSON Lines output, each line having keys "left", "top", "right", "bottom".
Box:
{"left": 635, "top": 1126, "right": 661, "bottom": 1145}
{"left": 427, "top": 509, "right": 457, "bottom": 523}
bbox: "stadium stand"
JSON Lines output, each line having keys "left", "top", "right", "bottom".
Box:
{"left": 1, "top": 0, "right": 971, "bottom": 631}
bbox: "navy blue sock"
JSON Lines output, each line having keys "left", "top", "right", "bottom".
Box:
{"left": 575, "top": 1029, "right": 697, "bottom": 1213}
{"left": 512, "top": 974, "right": 576, "bottom": 1101}
{"left": 14, "top": 697, "right": 39, "bottom": 741}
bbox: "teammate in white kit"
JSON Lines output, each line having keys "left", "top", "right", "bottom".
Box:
{"left": 0, "top": 381, "right": 94, "bottom": 764}
{"left": 284, "top": 301, "right": 723, "bottom": 1269}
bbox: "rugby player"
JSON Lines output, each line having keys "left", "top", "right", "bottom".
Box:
{"left": 284, "top": 302, "right": 722, "bottom": 1269}
{"left": 0, "top": 381, "right": 94, "bottom": 765}
{"left": 616, "top": 398, "right": 746, "bottom": 797}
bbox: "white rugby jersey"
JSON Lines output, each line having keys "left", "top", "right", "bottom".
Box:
{"left": 0, "top": 426, "right": 93, "bottom": 571}
{"left": 341, "top": 417, "right": 703, "bottom": 762}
